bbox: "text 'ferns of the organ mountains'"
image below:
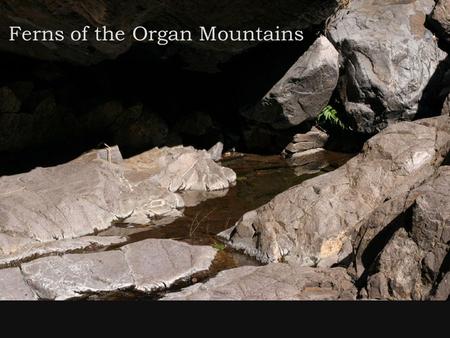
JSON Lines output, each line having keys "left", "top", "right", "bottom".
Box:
{"left": 8, "top": 25, "right": 304, "bottom": 46}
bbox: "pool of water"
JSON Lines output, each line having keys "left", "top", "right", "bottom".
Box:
{"left": 99, "top": 152, "right": 352, "bottom": 281}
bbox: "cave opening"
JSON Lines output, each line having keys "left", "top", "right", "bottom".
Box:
{"left": 0, "top": 30, "right": 328, "bottom": 175}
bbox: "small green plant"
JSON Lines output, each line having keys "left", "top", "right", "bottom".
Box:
{"left": 317, "top": 105, "right": 347, "bottom": 130}
{"left": 212, "top": 242, "right": 226, "bottom": 251}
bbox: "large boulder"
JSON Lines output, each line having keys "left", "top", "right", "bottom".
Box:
{"left": 327, "top": 0, "right": 447, "bottom": 133}
{"left": 0, "top": 145, "right": 235, "bottom": 259}
{"left": 411, "top": 166, "right": 450, "bottom": 287}
{"left": 361, "top": 166, "right": 450, "bottom": 300}
{"left": 163, "top": 263, "right": 356, "bottom": 300}
{"left": 220, "top": 116, "right": 450, "bottom": 267}
{"left": 0, "top": 0, "right": 337, "bottom": 70}
{"left": 243, "top": 36, "right": 340, "bottom": 129}
{"left": 366, "top": 228, "right": 424, "bottom": 300}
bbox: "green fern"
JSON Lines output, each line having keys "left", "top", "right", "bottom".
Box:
{"left": 317, "top": 105, "right": 346, "bottom": 129}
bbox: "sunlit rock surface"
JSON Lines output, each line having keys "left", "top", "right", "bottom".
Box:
{"left": 163, "top": 263, "right": 356, "bottom": 300}
{"left": 221, "top": 116, "right": 450, "bottom": 267}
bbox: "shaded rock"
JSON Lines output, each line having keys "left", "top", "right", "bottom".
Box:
{"left": 366, "top": 228, "right": 424, "bottom": 300}
{"left": 327, "top": 0, "right": 446, "bottom": 133}
{"left": 163, "top": 263, "right": 356, "bottom": 300}
{"left": 19, "top": 239, "right": 217, "bottom": 300}
{"left": 122, "top": 239, "right": 217, "bottom": 292}
{"left": 244, "top": 36, "right": 339, "bottom": 129}
{"left": 21, "top": 250, "right": 134, "bottom": 300}
{"left": 113, "top": 107, "right": 169, "bottom": 149}
{"left": 0, "top": 86, "right": 21, "bottom": 113}
{"left": 0, "top": 268, "right": 37, "bottom": 300}
{"left": 83, "top": 100, "right": 123, "bottom": 134}
{"left": 9, "top": 81, "right": 34, "bottom": 102}
{"left": 220, "top": 116, "right": 450, "bottom": 266}
{"left": 430, "top": 0, "right": 450, "bottom": 44}
{"left": 0, "top": 236, "right": 127, "bottom": 269}
{"left": 175, "top": 111, "right": 214, "bottom": 137}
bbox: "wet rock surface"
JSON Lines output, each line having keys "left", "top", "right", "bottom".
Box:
{"left": 163, "top": 263, "right": 356, "bottom": 300}
{"left": 221, "top": 116, "right": 450, "bottom": 267}
{"left": 244, "top": 36, "right": 339, "bottom": 129}
{"left": 327, "top": 0, "right": 446, "bottom": 133}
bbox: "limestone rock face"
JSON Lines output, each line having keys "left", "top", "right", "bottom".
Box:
{"left": 163, "top": 263, "right": 357, "bottom": 300}
{"left": 221, "top": 116, "right": 450, "bottom": 267}
{"left": 244, "top": 36, "right": 340, "bottom": 129}
{"left": 327, "top": 0, "right": 447, "bottom": 133}
{"left": 0, "top": 0, "right": 337, "bottom": 70}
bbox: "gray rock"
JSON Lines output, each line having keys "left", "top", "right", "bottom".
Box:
{"left": 327, "top": 0, "right": 446, "bottom": 133}
{"left": 221, "top": 116, "right": 450, "bottom": 266}
{"left": 430, "top": 0, "right": 450, "bottom": 44}
{"left": 21, "top": 250, "right": 134, "bottom": 300}
{"left": 411, "top": 166, "right": 450, "bottom": 284}
{"left": 0, "top": 236, "right": 127, "bottom": 269}
{"left": 244, "top": 36, "right": 339, "bottom": 129}
{"left": 354, "top": 166, "right": 450, "bottom": 300}
{"left": 0, "top": 268, "right": 37, "bottom": 300}
{"left": 366, "top": 229, "right": 424, "bottom": 300}
{"left": 125, "top": 146, "right": 236, "bottom": 192}
{"left": 283, "top": 127, "right": 329, "bottom": 156}
{"left": 122, "top": 239, "right": 217, "bottom": 292}
{"left": 0, "top": 145, "right": 234, "bottom": 259}
{"left": 208, "top": 142, "right": 224, "bottom": 162}
{"left": 163, "top": 263, "right": 356, "bottom": 300}
{"left": 19, "top": 239, "right": 217, "bottom": 300}
{"left": 0, "top": 86, "right": 21, "bottom": 113}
